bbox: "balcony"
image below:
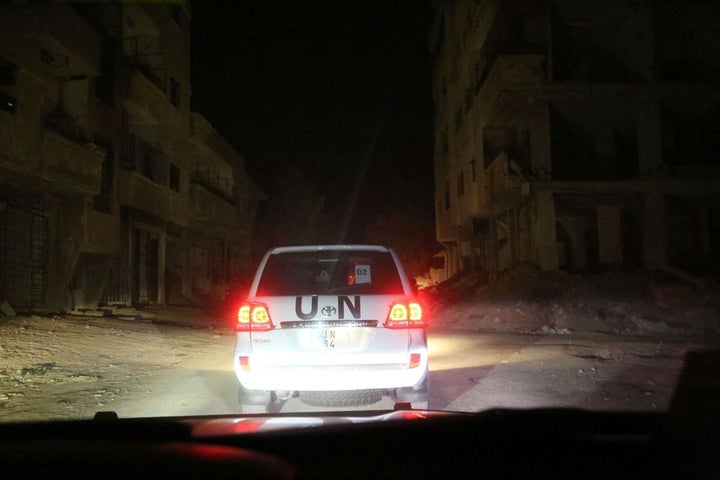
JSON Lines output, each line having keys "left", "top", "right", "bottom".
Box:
{"left": 436, "top": 217, "right": 458, "bottom": 243}
{"left": 0, "top": 107, "right": 35, "bottom": 175}
{"left": 190, "top": 113, "right": 240, "bottom": 196}
{"left": 485, "top": 151, "right": 527, "bottom": 212}
{"left": 41, "top": 129, "right": 104, "bottom": 195}
{"left": 1, "top": 108, "right": 102, "bottom": 193}
{"left": 121, "top": 65, "right": 168, "bottom": 125}
{"left": 192, "top": 158, "right": 234, "bottom": 200}
{"left": 43, "top": 108, "right": 90, "bottom": 145}
{"left": 476, "top": 54, "right": 546, "bottom": 123}
{"left": 35, "top": 5, "right": 101, "bottom": 77}
{"left": 117, "top": 170, "right": 188, "bottom": 226}
{"left": 190, "top": 183, "right": 237, "bottom": 233}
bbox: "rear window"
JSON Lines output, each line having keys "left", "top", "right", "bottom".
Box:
{"left": 256, "top": 250, "right": 404, "bottom": 296}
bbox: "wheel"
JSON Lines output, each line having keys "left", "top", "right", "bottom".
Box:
{"left": 393, "top": 374, "right": 429, "bottom": 409}
{"left": 299, "top": 389, "right": 384, "bottom": 407}
{"left": 238, "top": 384, "right": 272, "bottom": 413}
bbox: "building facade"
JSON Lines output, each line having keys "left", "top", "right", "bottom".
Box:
{"left": 432, "top": 0, "right": 720, "bottom": 281}
{"left": 0, "top": 3, "right": 262, "bottom": 313}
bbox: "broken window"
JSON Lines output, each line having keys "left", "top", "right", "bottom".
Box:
{"left": 439, "top": 128, "right": 448, "bottom": 156}
{"left": 93, "top": 137, "right": 115, "bottom": 214}
{"left": 170, "top": 77, "right": 180, "bottom": 108}
{"left": 96, "top": 37, "right": 117, "bottom": 106}
{"left": 171, "top": 5, "right": 185, "bottom": 27}
{"left": 169, "top": 163, "right": 180, "bottom": 192}
{"left": 121, "top": 135, "right": 170, "bottom": 186}
{"left": 454, "top": 106, "right": 463, "bottom": 131}
{"left": 444, "top": 181, "right": 451, "bottom": 210}
{"left": 0, "top": 56, "right": 18, "bottom": 115}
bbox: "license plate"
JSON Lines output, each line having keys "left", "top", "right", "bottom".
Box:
{"left": 310, "top": 328, "right": 348, "bottom": 350}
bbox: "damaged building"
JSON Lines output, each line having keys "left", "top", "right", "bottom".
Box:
{"left": 432, "top": 0, "right": 720, "bottom": 281}
{"left": 0, "top": 3, "right": 263, "bottom": 313}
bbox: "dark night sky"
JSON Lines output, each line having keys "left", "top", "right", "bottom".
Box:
{"left": 190, "top": 1, "right": 435, "bottom": 241}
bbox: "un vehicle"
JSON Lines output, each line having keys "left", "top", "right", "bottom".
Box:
{"left": 233, "top": 245, "right": 429, "bottom": 412}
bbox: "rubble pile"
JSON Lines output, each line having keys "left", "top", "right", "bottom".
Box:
{"left": 433, "top": 263, "right": 720, "bottom": 336}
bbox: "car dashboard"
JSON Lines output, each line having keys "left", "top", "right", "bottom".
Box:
{"left": 0, "top": 405, "right": 717, "bottom": 479}
{"left": 2, "top": 350, "right": 718, "bottom": 479}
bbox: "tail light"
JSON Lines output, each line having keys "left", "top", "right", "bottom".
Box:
{"left": 236, "top": 303, "right": 274, "bottom": 331}
{"left": 385, "top": 301, "right": 425, "bottom": 329}
{"left": 409, "top": 353, "right": 422, "bottom": 368}
{"left": 238, "top": 356, "right": 251, "bottom": 370}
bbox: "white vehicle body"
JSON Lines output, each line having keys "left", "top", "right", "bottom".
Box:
{"left": 233, "top": 245, "right": 428, "bottom": 409}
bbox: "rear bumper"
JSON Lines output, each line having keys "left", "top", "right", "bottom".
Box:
{"left": 234, "top": 353, "right": 428, "bottom": 391}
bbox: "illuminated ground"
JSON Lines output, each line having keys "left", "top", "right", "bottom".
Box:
{"left": 1, "top": 303, "right": 718, "bottom": 421}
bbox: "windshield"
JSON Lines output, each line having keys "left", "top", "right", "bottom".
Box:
{"left": 1, "top": 0, "right": 719, "bottom": 423}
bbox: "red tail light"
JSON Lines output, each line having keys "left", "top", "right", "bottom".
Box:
{"left": 385, "top": 301, "right": 425, "bottom": 329}
{"left": 409, "top": 353, "right": 422, "bottom": 368}
{"left": 238, "top": 356, "right": 251, "bottom": 371}
{"left": 236, "top": 303, "right": 274, "bottom": 331}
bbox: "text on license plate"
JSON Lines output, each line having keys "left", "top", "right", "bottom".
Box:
{"left": 310, "top": 328, "right": 348, "bottom": 349}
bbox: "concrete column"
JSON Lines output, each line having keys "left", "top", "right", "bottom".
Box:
{"left": 532, "top": 190, "right": 559, "bottom": 271}
{"left": 637, "top": 91, "right": 663, "bottom": 176}
{"left": 529, "top": 100, "right": 552, "bottom": 178}
{"left": 487, "top": 219, "right": 499, "bottom": 282}
{"left": 448, "top": 244, "right": 459, "bottom": 278}
{"left": 698, "top": 205, "right": 711, "bottom": 261}
{"left": 562, "top": 216, "right": 588, "bottom": 271}
{"left": 126, "top": 221, "right": 135, "bottom": 303}
{"left": 78, "top": 255, "right": 113, "bottom": 309}
{"left": 597, "top": 206, "right": 623, "bottom": 268}
{"left": 46, "top": 195, "right": 86, "bottom": 311}
{"left": 595, "top": 128, "right": 616, "bottom": 179}
{"left": 158, "top": 230, "right": 166, "bottom": 304}
{"left": 182, "top": 230, "right": 192, "bottom": 299}
{"left": 643, "top": 194, "right": 667, "bottom": 270}
{"left": 496, "top": 215, "right": 512, "bottom": 273}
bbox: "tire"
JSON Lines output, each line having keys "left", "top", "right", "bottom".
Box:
{"left": 393, "top": 375, "right": 429, "bottom": 410}
{"left": 299, "top": 389, "right": 383, "bottom": 407}
{"left": 238, "top": 384, "right": 272, "bottom": 413}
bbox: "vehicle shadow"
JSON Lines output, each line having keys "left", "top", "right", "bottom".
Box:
{"left": 429, "top": 365, "right": 495, "bottom": 411}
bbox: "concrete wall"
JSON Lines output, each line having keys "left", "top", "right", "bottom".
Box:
{"left": 432, "top": 0, "right": 720, "bottom": 279}
{"left": 1, "top": 3, "right": 263, "bottom": 312}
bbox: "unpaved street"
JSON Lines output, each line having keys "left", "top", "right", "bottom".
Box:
{"left": 2, "top": 314, "right": 718, "bottom": 421}
{"left": 429, "top": 330, "right": 702, "bottom": 412}
{"left": 0, "top": 316, "right": 237, "bottom": 420}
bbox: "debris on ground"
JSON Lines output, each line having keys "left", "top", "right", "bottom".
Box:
{"left": 0, "top": 301, "right": 17, "bottom": 318}
{"left": 430, "top": 263, "right": 720, "bottom": 335}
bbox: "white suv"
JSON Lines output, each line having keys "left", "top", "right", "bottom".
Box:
{"left": 233, "top": 245, "right": 428, "bottom": 412}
